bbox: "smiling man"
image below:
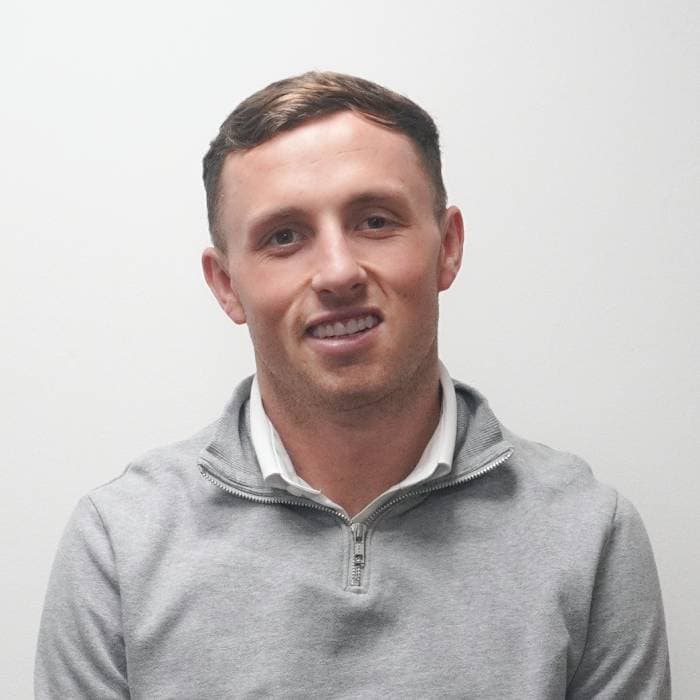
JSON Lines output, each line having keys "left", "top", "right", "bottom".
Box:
{"left": 36, "top": 72, "right": 670, "bottom": 698}
{"left": 201, "top": 106, "right": 463, "bottom": 518}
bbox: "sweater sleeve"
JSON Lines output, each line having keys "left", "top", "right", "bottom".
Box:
{"left": 35, "top": 496, "right": 130, "bottom": 699}
{"left": 566, "top": 493, "right": 671, "bottom": 699}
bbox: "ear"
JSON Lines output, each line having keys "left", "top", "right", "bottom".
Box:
{"left": 201, "top": 247, "right": 247, "bottom": 324}
{"left": 437, "top": 206, "right": 464, "bottom": 292}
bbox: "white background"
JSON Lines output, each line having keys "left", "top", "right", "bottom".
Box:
{"left": 2, "top": 0, "right": 698, "bottom": 695}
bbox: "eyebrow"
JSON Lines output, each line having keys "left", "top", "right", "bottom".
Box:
{"left": 247, "top": 207, "right": 303, "bottom": 236}
{"left": 246, "top": 188, "right": 412, "bottom": 235}
{"left": 345, "top": 189, "right": 411, "bottom": 210}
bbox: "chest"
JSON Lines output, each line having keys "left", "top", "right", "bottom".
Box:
{"left": 116, "top": 503, "right": 595, "bottom": 698}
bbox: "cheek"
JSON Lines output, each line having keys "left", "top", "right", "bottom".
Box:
{"left": 383, "top": 248, "right": 441, "bottom": 302}
{"left": 237, "top": 270, "right": 305, "bottom": 331}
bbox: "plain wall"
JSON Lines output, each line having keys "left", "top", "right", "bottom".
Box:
{"left": 2, "top": 0, "right": 698, "bottom": 695}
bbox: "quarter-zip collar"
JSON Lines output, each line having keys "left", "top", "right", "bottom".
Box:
{"left": 198, "top": 375, "right": 513, "bottom": 510}
{"left": 248, "top": 362, "right": 458, "bottom": 517}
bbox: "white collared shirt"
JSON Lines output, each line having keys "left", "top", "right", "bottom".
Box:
{"left": 249, "top": 362, "right": 457, "bottom": 521}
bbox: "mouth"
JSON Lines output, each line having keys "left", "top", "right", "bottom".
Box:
{"left": 306, "top": 313, "right": 382, "bottom": 340}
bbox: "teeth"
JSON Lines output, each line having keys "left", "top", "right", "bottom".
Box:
{"left": 311, "top": 314, "right": 379, "bottom": 339}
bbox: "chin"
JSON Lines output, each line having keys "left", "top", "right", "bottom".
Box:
{"left": 308, "top": 369, "right": 401, "bottom": 411}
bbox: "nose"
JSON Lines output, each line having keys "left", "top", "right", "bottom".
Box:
{"left": 310, "top": 227, "right": 367, "bottom": 299}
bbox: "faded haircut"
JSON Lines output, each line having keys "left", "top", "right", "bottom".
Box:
{"left": 202, "top": 71, "right": 447, "bottom": 251}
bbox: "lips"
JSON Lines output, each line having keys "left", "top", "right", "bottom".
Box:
{"left": 309, "top": 314, "right": 380, "bottom": 339}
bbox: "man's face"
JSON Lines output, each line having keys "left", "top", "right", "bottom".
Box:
{"left": 204, "top": 110, "right": 463, "bottom": 410}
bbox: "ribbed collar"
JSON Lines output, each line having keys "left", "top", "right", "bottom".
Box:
{"left": 199, "top": 371, "right": 512, "bottom": 511}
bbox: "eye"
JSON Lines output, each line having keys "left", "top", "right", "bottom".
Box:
{"left": 365, "top": 215, "right": 387, "bottom": 229}
{"left": 358, "top": 215, "right": 392, "bottom": 232}
{"left": 268, "top": 228, "right": 302, "bottom": 247}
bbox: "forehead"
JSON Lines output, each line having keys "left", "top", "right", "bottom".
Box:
{"left": 218, "top": 111, "right": 434, "bottom": 231}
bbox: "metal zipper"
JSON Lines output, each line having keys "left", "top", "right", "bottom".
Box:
{"left": 350, "top": 522, "right": 368, "bottom": 588}
{"left": 363, "top": 448, "right": 513, "bottom": 526}
{"left": 198, "top": 465, "right": 350, "bottom": 522}
{"left": 199, "top": 446, "right": 512, "bottom": 590}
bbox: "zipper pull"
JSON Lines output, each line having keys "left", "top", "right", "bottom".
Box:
{"left": 352, "top": 522, "right": 367, "bottom": 566}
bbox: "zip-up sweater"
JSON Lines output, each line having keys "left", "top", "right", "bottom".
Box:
{"left": 35, "top": 377, "right": 671, "bottom": 698}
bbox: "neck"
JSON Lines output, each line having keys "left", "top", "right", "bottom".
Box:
{"left": 258, "top": 357, "right": 442, "bottom": 517}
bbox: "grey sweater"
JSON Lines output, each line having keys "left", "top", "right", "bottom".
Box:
{"left": 35, "top": 378, "right": 671, "bottom": 698}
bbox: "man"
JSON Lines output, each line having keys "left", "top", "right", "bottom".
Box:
{"left": 36, "top": 72, "right": 670, "bottom": 698}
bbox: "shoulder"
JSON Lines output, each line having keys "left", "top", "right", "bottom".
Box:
{"left": 80, "top": 377, "right": 254, "bottom": 538}
{"left": 450, "top": 378, "right": 624, "bottom": 533}
{"left": 495, "top": 425, "right": 641, "bottom": 548}
{"left": 502, "top": 425, "right": 605, "bottom": 493}
{"left": 494, "top": 423, "right": 661, "bottom": 560}
{"left": 82, "top": 419, "right": 220, "bottom": 534}
{"left": 480, "top": 426, "right": 662, "bottom": 620}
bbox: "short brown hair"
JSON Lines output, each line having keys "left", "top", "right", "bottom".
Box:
{"left": 202, "top": 71, "right": 447, "bottom": 251}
